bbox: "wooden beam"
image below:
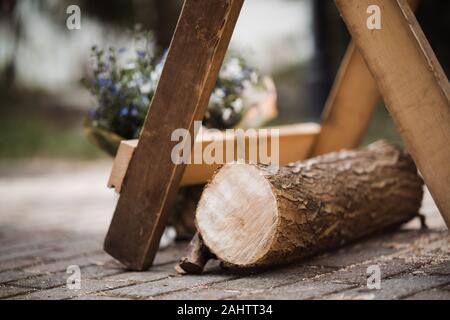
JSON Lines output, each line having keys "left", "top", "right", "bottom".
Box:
{"left": 335, "top": 0, "right": 450, "bottom": 228}
{"left": 108, "top": 123, "right": 321, "bottom": 193}
{"left": 104, "top": 0, "right": 245, "bottom": 270}
{"left": 311, "top": 0, "right": 420, "bottom": 156}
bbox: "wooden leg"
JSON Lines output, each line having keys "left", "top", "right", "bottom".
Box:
{"left": 335, "top": 0, "right": 450, "bottom": 228}
{"left": 311, "top": 0, "right": 420, "bottom": 156}
{"left": 104, "top": 0, "right": 244, "bottom": 270}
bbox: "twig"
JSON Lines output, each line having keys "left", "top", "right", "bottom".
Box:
{"left": 176, "top": 233, "right": 214, "bottom": 274}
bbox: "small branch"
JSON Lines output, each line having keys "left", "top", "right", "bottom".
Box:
{"left": 417, "top": 213, "right": 428, "bottom": 230}
{"left": 176, "top": 233, "right": 214, "bottom": 274}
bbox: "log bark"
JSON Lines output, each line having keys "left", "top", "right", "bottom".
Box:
{"left": 196, "top": 141, "right": 424, "bottom": 269}
{"left": 176, "top": 233, "right": 214, "bottom": 274}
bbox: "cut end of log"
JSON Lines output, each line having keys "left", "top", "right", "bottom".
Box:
{"left": 196, "top": 164, "right": 279, "bottom": 267}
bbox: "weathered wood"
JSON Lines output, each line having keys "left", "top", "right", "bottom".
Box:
{"left": 196, "top": 141, "right": 424, "bottom": 268}
{"left": 108, "top": 123, "right": 320, "bottom": 193}
{"left": 335, "top": 0, "right": 450, "bottom": 228}
{"left": 107, "top": 140, "right": 137, "bottom": 193}
{"left": 176, "top": 233, "right": 213, "bottom": 274}
{"left": 104, "top": 0, "right": 245, "bottom": 270}
{"left": 311, "top": 0, "right": 420, "bottom": 156}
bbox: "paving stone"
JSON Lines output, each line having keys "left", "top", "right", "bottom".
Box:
{"left": 105, "top": 273, "right": 234, "bottom": 299}
{"left": 307, "top": 234, "right": 449, "bottom": 287}
{"left": 0, "top": 230, "right": 67, "bottom": 250}
{"left": 209, "top": 264, "right": 336, "bottom": 293}
{"left": 0, "top": 243, "right": 55, "bottom": 262}
{"left": 305, "top": 230, "right": 445, "bottom": 268}
{"left": 315, "top": 257, "right": 426, "bottom": 286}
{"left": 11, "top": 272, "right": 68, "bottom": 290}
{"left": 0, "top": 284, "right": 36, "bottom": 299}
{"left": 0, "top": 270, "right": 31, "bottom": 284}
{"left": 10, "top": 264, "right": 121, "bottom": 289}
{"left": 103, "top": 268, "right": 172, "bottom": 285}
{"left": 1, "top": 169, "right": 448, "bottom": 301}
{"left": 0, "top": 256, "right": 46, "bottom": 272}
{"left": 421, "top": 260, "right": 450, "bottom": 276}
{"left": 324, "top": 274, "right": 450, "bottom": 300}
{"left": 241, "top": 281, "right": 355, "bottom": 300}
{"left": 160, "top": 264, "right": 338, "bottom": 300}
{"left": 71, "top": 294, "right": 132, "bottom": 300}
{"left": 156, "top": 287, "right": 240, "bottom": 300}
{"left": 41, "top": 239, "right": 103, "bottom": 260}
{"left": 152, "top": 242, "right": 189, "bottom": 266}
{"left": 160, "top": 280, "right": 351, "bottom": 301}
{"left": 11, "top": 278, "right": 134, "bottom": 300}
{"left": 23, "top": 252, "right": 112, "bottom": 274}
{"left": 305, "top": 242, "right": 396, "bottom": 268}
{"left": 405, "top": 288, "right": 450, "bottom": 300}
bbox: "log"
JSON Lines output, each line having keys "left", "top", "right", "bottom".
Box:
{"left": 196, "top": 141, "right": 424, "bottom": 269}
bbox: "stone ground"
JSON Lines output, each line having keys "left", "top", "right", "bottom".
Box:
{"left": 0, "top": 160, "right": 449, "bottom": 300}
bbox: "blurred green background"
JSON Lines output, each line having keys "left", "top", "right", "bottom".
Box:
{"left": 1, "top": 0, "right": 448, "bottom": 162}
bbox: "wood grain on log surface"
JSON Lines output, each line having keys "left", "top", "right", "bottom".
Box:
{"left": 196, "top": 141, "right": 424, "bottom": 268}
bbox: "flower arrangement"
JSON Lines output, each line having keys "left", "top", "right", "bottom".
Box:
{"left": 84, "top": 31, "right": 273, "bottom": 156}
{"left": 84, "top": 31, "right": 277, "bottom": 239}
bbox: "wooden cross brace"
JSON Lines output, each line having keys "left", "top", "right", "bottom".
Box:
{"left": 104, "top": 0, "right": 450, "bottom": 271}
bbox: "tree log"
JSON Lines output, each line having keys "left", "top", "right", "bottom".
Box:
{"left": 196, "top": 141, "right": 424, "bottom": 269}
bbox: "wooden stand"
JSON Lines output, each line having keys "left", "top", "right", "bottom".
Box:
{"left": 108, "top": 123, "right": 320, "bottom": 192}
{"left": 334, "top": 0, "right": 450, "bottom": 228}
{"left": 104, "top": 0, "right": 450, "bottom": 270}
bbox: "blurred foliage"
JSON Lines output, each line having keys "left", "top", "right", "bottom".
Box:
{"left": 0, "top": 113, "right": 102, "bottom": 159}
{"left": 84, "top": 30, "right": 267, "bottom": 155}
{"left": 72, "top": 0, "right": 182, "bottom": 48}
{"left": 3, "top": 0, "right": 450, "bottom": 161}
{"left": 0, "top": 89, "right": 103, "bottom": 160}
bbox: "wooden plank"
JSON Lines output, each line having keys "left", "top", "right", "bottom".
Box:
{"left": 108, "top": 123, "right": 321, "bottom": 193}
{"left": 311, "top": 0, "right": 420, "bottom": 156}
{"left": 108, "top": 140, "right": 137, "bottom": 193}
{"left": 335, "top": 0, "right": 450, "bottom": 228}
{"left": 104, "top": 0, "right": 245, "bottom": 270}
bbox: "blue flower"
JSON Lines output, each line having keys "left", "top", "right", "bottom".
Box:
{"left": 119, "top": 107, "right": 129, "bottom": 117}
{"left": 109, "top": 84, "right": 119, "bottom": 96}
{"left": 97, "top": 77, "right": 113, "bottom": 88}
{"left": 136, "top": 50, "right": 146, "bottom": 58}
{"left": 130, "top": 106, "right": 139, "bottom": 117}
